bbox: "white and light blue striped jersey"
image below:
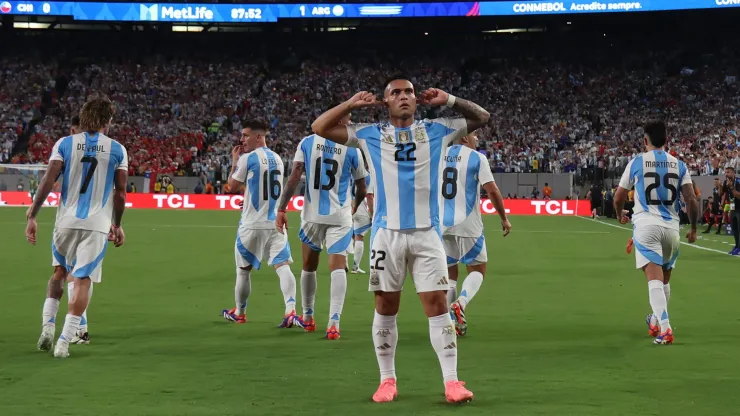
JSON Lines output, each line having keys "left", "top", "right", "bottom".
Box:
{"left": 294, "top": 135, "right": 367, "bottom": 226}
{"left": 618, "top": 149, "right": 692, "bottom": 231}
{"left": 441, "top": 145, "right": 495, "bottom": 237}
{"left": 351, "top": 174, "right": 373, "bottom": 215}
{"left": 49, "top": 132, "right": 128, "bottom": 234}
{"left": 232, "top": 147, "right": 285, "bottom": 230}
{"left": 347, "top": 118, "right": 468, "bottom": 230}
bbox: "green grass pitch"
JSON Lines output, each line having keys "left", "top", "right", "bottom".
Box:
{"left": 0, "top": 207, "right": 739, "bottom": 415}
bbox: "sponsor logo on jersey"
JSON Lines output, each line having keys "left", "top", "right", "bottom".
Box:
{"left": 381, "top": 133, "right": 394, "bottom": 144}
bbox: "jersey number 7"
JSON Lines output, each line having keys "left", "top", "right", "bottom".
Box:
{"left": 644, "top": 172, "right": 679, "bottom": 205}
{"left": 79, "top": 156, "right": 98, "bottom": 194}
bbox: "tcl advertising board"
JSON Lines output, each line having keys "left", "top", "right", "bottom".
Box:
{"left": 0, "top": 192, "right": 591, "bottom": 215}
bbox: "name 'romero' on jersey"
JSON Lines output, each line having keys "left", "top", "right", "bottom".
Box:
{"left": 295, "top": 134, "right": 367, "bottom": 226}
{"left": 232, "top": 147, "right": 285, "bottom": 229}
{"left": 346, "top": 118, "right": 467, "bottom": 230}
{"left": 618, "top": 149, "right": 692, "bottom": 231}
{"left": 49, "top": 132, "right": 128, "bottom": 234}
{"left": 441, "top": 144, "right": 495, "bottom": 237}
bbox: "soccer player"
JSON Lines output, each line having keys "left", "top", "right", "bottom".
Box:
{"left": 441, "top": 130, "right": 511, "bottom": 336}
{"left": 61, "top": 115, "right": 94, "bottom": 344}
{"left": 349, "top": 168, "right": 374, "bottom": 274}
{"left": 221, "top": 121, "right": 299, "bottom": 327}
{"left": 703, "top": 177, "right": 724, "bottom": 235}
{"left": 613, "top": 120, "right": 698, "bottom": 346}
{"left": 312, "top": 76, "right": 489, "bottom": 403}
{"left": 276, "top": 106, "right": 367, "bottom": 339}
{"left": 26, "top": 95, "right": 128, "bottom": 358}
{"left": 723, "top": 167, "right": 740, "bottom": 255}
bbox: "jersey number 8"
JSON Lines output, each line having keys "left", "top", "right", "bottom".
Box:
{"left": 441, "top": 167, "right": 458, "bottom": 200}
{"left": 644, "top": 172, "right": 679, "bottom": 206}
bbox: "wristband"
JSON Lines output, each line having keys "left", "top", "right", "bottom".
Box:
{"left": 445, "top": 94, "right": 456, "bottom": 108}
{"left": 278, "top": 209, "right": 287, "bottom": 213}
{"left": 111, "top": 224, "right": 119, "bottom": 229}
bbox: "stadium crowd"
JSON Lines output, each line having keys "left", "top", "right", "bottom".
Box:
{"left": 3, "top": 38, "right": 739, "bottom": 182}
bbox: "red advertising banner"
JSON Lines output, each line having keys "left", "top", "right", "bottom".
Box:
{"left": 0, "top": 192, "right": 591, "bottom": 216}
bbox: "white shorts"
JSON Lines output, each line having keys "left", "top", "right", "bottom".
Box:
{"left": 353, "top": 205, "right": 372, "bottom": 237}
{"left": 299, "top": 221, "right": 353, "bottom": 255}
{"left": 443, "top": 234, "right": 488, "bottom": 266}
{"left": 633, "top": 225, "right": 680, "bottom": 270}
{"left": 235, "top": 228, "right": 293, "bottom": 270}
{"left": 51, "top": 228, "right": 108, "bottom": 282}
{"left": 368, "top": 227, "right": 449, "bottom": 293}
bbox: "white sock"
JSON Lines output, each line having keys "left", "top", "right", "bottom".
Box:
{"left": 458, "top": 271, "right": 484, "bottom": 309}
{"left": 353, "top": 241, "right": 365, "bottom": 268}
{"left": 59, "top": 314, "right": 81, "bottom": 344}
{"left": 372, "top": 311, "right": 398, "bottom": 382}
{"left": 663, "top": 283, "right": 671, "bottom": 304}
{"left": 68, "top": 281, "right": 93, "bottom": 333}
{"left": 446, "top": 280, "right": 458, "bottom": 308}
{"left": 301, "top": 270, "right": 317, "bottom": 321}
{"left": 276, "top": 265, "right": 297, "bottom": 314}
{"left": 42, "top": 298, "right": 60, "bottom": 327}
{"left": 429, "top": 313, "right": 458, "bottom": 384}
{"left": 648, "top": 280, "right": 671, "bottom": 332}
{"left": 329, "top": 269, "right": 347, "bottom": 329}
{"left": 235, "top": 268, "right": 251, "bottom": 315}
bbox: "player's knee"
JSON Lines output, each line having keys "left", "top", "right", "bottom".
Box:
{"left": 239, "top": 266, "right": 252, "bottom": 272}
{"left": 52, "top": 266, "right": 68, "bottom": 281}
{"left": 374, "top": 291, "right": 401, "bottom": 315}
{"left": 273, "top": 261, "right": 291, "bottom": 270}
{"left": 355, "top": 235, "right": 364, "bottom": 242}
{"left": 468, "top": 263, "right": 486, "bottom": 277}
{"left": 418, "top": 290, "right": 449, "bottom": 317}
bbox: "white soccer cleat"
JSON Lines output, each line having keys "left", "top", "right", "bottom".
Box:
{"left": 37, "top": 326, "right": 55, "bottom": 352}
{"left": 53, "top": 341, "right": 70, "bottom": 358}
{"left": 70, "top": 331, "right": 90, "bottom": 345}
{"left": 351, "top": 266, "right": 366, "bottom": 274}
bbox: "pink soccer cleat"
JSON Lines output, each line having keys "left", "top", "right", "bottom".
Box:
{"left": 445, "top": 380, "right": 474, "bottom": 403}
{"left": 372, "top": 378, "right": 398, "bottom": 403}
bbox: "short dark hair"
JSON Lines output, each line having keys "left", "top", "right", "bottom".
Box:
{"left": 383, "top": 74, "right": 412, "bottom": 92}
{"left": 726, "top": 166, "right": 736, "bottom": 172}
{"left": 71, "top": 116, "right": 80, "bottom": 127}
{"left": 545, "top": 182, "right": 549, "bottom": 186}
{"left": 643, "top": 120, "right": 667, "bottom": 148}
{"left": 242, "top": 120, "right": 269, "bottom": 132}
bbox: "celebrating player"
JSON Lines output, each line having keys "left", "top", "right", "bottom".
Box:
{"left": 441, "top": 130, "right": 511, "bottom": 336}
{"left": 613, "top": 120, "right": 698, "bottom": 346}
{"left": 221, "top": 121, "right": 300, "bottom": 327}
{"left": 276, "top": 106, "right": 368, "bottom": 339}
{"left": 27, "top": 95, "right": 128, "bottom": 358}
{"left": 312, "top": 76, "right": 489, "bottom": 403}
{"left": 349, "top": 165, "right": 374, "bottom": 274}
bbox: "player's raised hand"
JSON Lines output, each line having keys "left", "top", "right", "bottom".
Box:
{"left": 110, "top": 225, "right": 125, "bottom": 247}
{"left": 275, "top": 211, "right": 288, "bottom": 234}
{"left": 25, "top": 217, "right": 37, "bottom": 245}
{"left": 347, "top": 91, "right": 380, "bottom": 109}
{"left": 618, "top": 210, "right": 631, "bottom": 224}
{"left": 231, "top": 145, "right": 243, "bottom": 162}
{"left": 501, "top": 219, "right": 512, "bottom": 237}
{"left": 418, "top": 88, "right": 450, "bottom": 107}
{"left": 686, "top": 228, "right": 697, "bottom": 244}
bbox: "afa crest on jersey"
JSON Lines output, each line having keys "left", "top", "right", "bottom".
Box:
{"left": 414, "top": 125, "right": 429, "bottom": 143}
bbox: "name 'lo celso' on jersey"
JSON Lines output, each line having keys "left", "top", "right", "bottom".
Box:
{"left": 295, "top": 134, "right": 367, "bottom": 226}
{"left": 232, "top": 147, "right": 285, "bottom": 229}
{"left": 346, "top": 118, "right": 468, "bottom": 230}
{"left": 618, "top": 149, "right": 692, "bottom": 231}
{"left": 441, "top": 144, "right": 495, "bottom": 237}
{"left": 49, "top": 132, "right": 128, "bottom": 233}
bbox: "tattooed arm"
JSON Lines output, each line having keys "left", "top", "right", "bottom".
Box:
{"left": 419, "top": 88, "right": 490, "bottom": 133}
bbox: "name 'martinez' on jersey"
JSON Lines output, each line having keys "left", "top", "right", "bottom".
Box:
{"left": 295, "top": 134, "right": 367, "bottom": 226}
{"left": 441, "top": 144, "right": 495, "bottom": 237}
{"left": 619, "top": 149, "right": 692, "bottom": 231}
{"left": 346, "top": 118, "right": 467, "bottom": 230}
{"left": 50, "top": 132, "right": 128, "bottom": 233}
{"left": 233, "top": 147, "right": 285, "bottom": 229}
